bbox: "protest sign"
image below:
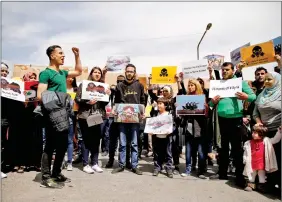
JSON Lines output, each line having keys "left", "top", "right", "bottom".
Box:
{"left": 241, "top": 41, "right": 275, "bottom": 67}
{"left": 272, "top": 36, "right": 281, "bottom": 56}
{"left": 144, "top": 114, "right": 173, "bottom": 135}
{"left": 24, "top": 81, "right": 38, "bottom": 101}
{"left": 151, "top": 66, "right": 177, "bottom": 84}
{"left": 203, "top": 54, "right": 225, "bottom": 71}
{"left": 209, "top": 78, "right": 242, "bottom": 98}
{"left": 81, "top": 80, "right": 109, "bottom": 102}
{"left": 181, "top": 59, "right": 209, "bottom": 79}
{"left": 114, "top": 104, "right": 144, "bottom": 123}
{"left": 1, "top": 77, "right": 25, "bottom": 102}
{"left": 106, "top": 56, "right": 130, "bottom": 72}
{"left": 176, "top": 95, "right": 205, "bottom": 115}
{"left": 138, "top": 77, "right": 147, "bottom": 88}
{"left": 230, "top": 43, "right": 250, "bottom": 65}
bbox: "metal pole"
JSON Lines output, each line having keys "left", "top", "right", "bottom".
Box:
{"left": 197, "top": 30, "right": 207, "bottom": 60}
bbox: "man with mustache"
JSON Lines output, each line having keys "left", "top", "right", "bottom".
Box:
{"left": 111, "top": 64, "right": 146, "bottom": 175}
{"left": 37, "top": 45, "right": 82, "bottom": 189}
{"left": 209, "top": 62, "right": 256, "bottom": 188}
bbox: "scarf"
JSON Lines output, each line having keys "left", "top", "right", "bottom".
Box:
{"left": 255, "top": 72, "right": 281, "bottom": 105}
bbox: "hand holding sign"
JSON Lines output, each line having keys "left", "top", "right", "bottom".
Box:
{"left": 211, "top": 95, "right": 221, "bottom": 105}
{"left": 275, "top": 54, "right": 282, "bottom": 66}
{"left": 235, "top": 92, "right": 248, "bottom": 100}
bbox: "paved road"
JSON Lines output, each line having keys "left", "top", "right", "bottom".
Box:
{"left": 2, "top": 156, "right": 280, "bottom": 202}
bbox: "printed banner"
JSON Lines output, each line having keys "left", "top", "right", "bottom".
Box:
{"left": 203, "top": 54, "right": 224, "bottom": 71}
{"left": 1, "top": 77, "right": 25, "bottom": 102}
{"left": 81, "top": 80, "right": 110, "bottom": 102}
{"left": 114, "top": 104, "right": 145, "bottom": 123}
{"left": 176, "top": 95, "right": 206, "bottom": 115}
{"left": 151, "top": 66, "right": 177, "bottom": 84}
{"left": 209, "top": 78, "right": 242, "bottom": 98}
{"left": 230, "top": 43, "right": 250, "bottom": 65}
{"left": 182, "top": 59, "right": 209, "bottom": 79}
{"left": 106, "top": 56, "right": 130, "bottom": 72}
{"left": 240, "top": 41, "right": 275, "bottom": 67}
{"left": 24, "top": 81, "right": 38, "bottom": 101}
{"left": 272, "top": 36, "right": 281, "bottom": 56}
{"left": 144, "top": 114, "right": 173, "bottom": 135}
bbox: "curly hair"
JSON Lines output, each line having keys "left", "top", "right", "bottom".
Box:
{"left": 187, "top": 79, "right": 203, "bottom": 95}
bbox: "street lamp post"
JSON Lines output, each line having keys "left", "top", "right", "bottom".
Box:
{"left": 197, "top": 23, "right": 212, "bottom": 60}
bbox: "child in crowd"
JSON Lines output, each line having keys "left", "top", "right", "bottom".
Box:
{"left": 243, "top": 125, "right": 282, "bottom": 192}
{"left": 152, "top": 97, "right": 173, "bottom": 178}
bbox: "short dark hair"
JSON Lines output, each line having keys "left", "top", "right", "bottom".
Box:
{"left": 253, "top": 125, "right": 268, "bottom": 138}
{"left": 254, "top": 67, "right": 267, "bottom": 75}
{"left": 222, "top": 62, "right": 234, "bottom": 70}
{"left": 274, "top": 66, "right": 280, "bottom": 74}
{"left": 125, "top": 64, "right": 136, "bottom": 72}
{"left": 46, "top": 45, "right": 62, "bottom": 60}
{"left": 117, "top": 75, "right": 125, "bottom": 79}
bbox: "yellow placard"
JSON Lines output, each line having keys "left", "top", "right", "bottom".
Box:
{"left": 151, "top": 66, "right": 177, "bottom": 84}
{"left": 67, "top": 92, "right": 76, "bottom": 100}
{"left": 240, "top": 41, "right": 275, "bottom": 67}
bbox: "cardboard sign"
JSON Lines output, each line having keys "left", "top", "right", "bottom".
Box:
{"left": 182, "top": 59, "right": 209, "bottom": 79}
{"left": 144, "top": 114, "right": 173, "bottom": 135}
{"left": 230, "top": 43, "right": 250, "bottom": 65}
{"left": 241, "top": 41, "right": 275, "bottom": 67}
{"left": 176, "top": 95, "right": 205, "bottom": 115}
{"left": 106, "top": 56, "right": 130, "bottom": 72}
{"left": 203, "top": 55, "right": 225, "bottom": 71}
{"left": 1, "top": 78, "right": 25, "bottom": 102}
{"left": 81, "top": 80, "right": 110, "bottom": 102}
{"left": 209, "top": 78, "right": 242, "bottom": 98}
{"left": 272, "top": 36, "right": 281, "bottom": 56}
{"left": 114, "top": 104, "right": 144, "bottom": 123}
{"left": 151, "top": 66, "right": 177, "bottom": 84}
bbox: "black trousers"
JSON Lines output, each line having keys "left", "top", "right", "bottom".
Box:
{"left": 41, "top": 123, "right": 68, "bottom": 180}
{"left": 217, "top": 117, "right": 244, "bottom": 178}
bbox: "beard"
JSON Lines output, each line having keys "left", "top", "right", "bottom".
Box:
{"left": 126, "top": 74, "right": 135, "bottom": 81}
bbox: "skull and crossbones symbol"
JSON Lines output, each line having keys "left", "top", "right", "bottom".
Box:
{"left": 251, "top": 46, "right": 264, "bottom": 58}
{"left": 160, "top": 68, "right": 168, "bottom": 77}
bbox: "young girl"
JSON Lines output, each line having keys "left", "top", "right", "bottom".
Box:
{"left": 152, "top": 97, "right": 173, "bottom": 178}
{"left": 243, "top": 125, "right": 281, "bottom": 192}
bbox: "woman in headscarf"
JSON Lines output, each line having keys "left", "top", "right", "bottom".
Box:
{"left": 253, "top": 72, "right": 281, "bottom": 190}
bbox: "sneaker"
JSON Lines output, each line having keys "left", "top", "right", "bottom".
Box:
{"left": 209, "top": 174, "right": 228, "bottom": 180}
{"left": 198, "top": 174, "right": 207, "bottom": 179}
{"left": 83, "top": 165, "right": 94, "bottom": 174}
{"left": 244, "top": 182, "right": 255, "bottom": 192}
{"left": 41, "top": 178, "right": 64, "bottom": 189}
{"left": 147, "top": 152, "right": 153, "bottom": 157}
{"left": 67, "top": 164, "right": 73, "bottom": 171}
{"left": 111, "top": 167, "right": 124, "bottom": 174}
{"left": 52, "top": 173, "right": 71, "bottom": 183}
{"left": 92, "top": 164, "right": 103, "bottom": 173}
{"left": 153, "top": 169, "right": 159, "bottom": 176}
{"left": 1, "top": 172, "right": 7, "bottom": 179}
{"left": 160, "top": 169, "right": 166, "bottom": 174}
{"left": 181, "top": 172, "right": 191, "bottom": 177}
{"left": 167, "top": 170, "right": 173, "bottom": 178}
{"left": 173, "top": 166, "right": 180, "bottom": 175}
{"left": 101, "top": 151, "right": 108, "bottom": 157}
{"left": 132, "top": 168, "right": 143, "bottom": 175}
{"left": 105, "top": 161, "right": 114, "bottom": 168}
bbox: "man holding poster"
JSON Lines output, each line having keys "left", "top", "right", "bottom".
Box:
{"left": 209, "top": 62, "right": 256, "bottom": 188}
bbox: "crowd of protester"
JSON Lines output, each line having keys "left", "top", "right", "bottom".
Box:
{"left": 1, "top": 46, "right": 281, "bottom": 195}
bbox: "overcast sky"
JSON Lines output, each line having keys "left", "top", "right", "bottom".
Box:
{"left": 2, "top": 2, "right": 281, "bottom": 74}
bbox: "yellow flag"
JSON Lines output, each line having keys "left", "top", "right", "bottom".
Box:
{"left": 151, "top": 66, "right": 177, "bottom": 84}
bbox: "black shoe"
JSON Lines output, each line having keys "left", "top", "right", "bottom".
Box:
{"left": 132, "top": 168, "right": 143, "bottom": 175}
{"left": 105, "top": 161, "right": 114, "bottom": 168}
{"left": 126, "top": 164, "right": 132, "bottom": 170}
{"left": 41, "top": 179, "right": 64, "bottom": 189}
{"left": 235, "top": 177, "right": 246, "bottom": 188}
{"left": 111, "top": 167, "right": 124, "bottom": 174}
{"left": 167, "top": 170, "right": 173, "bottom": 178}
{"left": 209, "top": 174, "right": 228, "bottom": 180}
{"left": 52, "top": 173, "right": 71, "bottom": 183}
{"left": 153, "top": 170, "right": 159, "bottom": 176}
{"left": 101, "top": 151, "right": 108, "bottom": 157}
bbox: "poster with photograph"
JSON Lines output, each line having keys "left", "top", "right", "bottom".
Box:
{"left": 106, "top": 56, "right": 130, "bottom": 72}
{"left": 209, "top": 78, "right": 242, "bottom": 98}
{"left": 24, "top": 81, "right": 39, "bottom": 101}
{"left": 114, "top": 104, "right": 144, "bottom": 123}
{"left": 176, "top": 95, "right": 205, "bottom": 115}
{"left": 203, "top": 54, "right": 225, "bottom": 71}
{"left": 81, "top": 80, "right": 110, "bottom": 102}
{"left": 1, "top": 77, "right": 25, "bottom": 102}
{"left": 272, "top": 36, "right": 281, "bottom": 56}
{"left": 144, "top": 114, "right": 173, "bottom": 134}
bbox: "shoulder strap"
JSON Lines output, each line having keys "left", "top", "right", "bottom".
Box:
{"left": 54, "top": 91, "right": 63, "bottom": 105}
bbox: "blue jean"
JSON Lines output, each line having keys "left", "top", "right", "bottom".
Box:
{"left": 118, "top": 123, "right": 139, "bottom": 169}
{"left": 185, "top": 136, "right": 206, "bottom": 174}
{"left": 67, "top": 123, "right": 74, "bottom": 163}
{"left": 42, "top": 128, "right": 46, "bottom": 151}
{"left": 101, "top": 119, "right": 110, "bottom": 153}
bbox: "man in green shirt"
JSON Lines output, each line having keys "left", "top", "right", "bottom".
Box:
{"left": 37, "top": 45, "right": 82, "bottom": 189}
{"left": 209, "top": 62, "right": 256, "bottom": 188}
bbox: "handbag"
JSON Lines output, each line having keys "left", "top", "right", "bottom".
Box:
{"left": 86, "top": 107, "right": 103, "bottom": 127}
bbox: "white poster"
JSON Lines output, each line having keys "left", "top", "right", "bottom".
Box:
{"left": 182, "top": 59, "right": 209, "bottom": 79}
{"left": 144, "top": 114, "right": 173, "bottom": 135}
{"left": 1, "top": 77, "right": 25, "bottom": 102}
{"left": 81, "top": 80, "right": 110, "bottom": 102}
{"left": 209, "top": 78, "right": 242, "bottom": 98}
{"left": 106, "top": 56, "right": 130, "bottom": 72}
{"left": 230, "top": 43, "right": 250, "bottom": 65}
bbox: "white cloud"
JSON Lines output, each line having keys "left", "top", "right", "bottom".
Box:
{"left": 2, "top": 2, "right": 281, "bottom": 74}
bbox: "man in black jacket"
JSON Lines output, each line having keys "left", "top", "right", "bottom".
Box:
{"left": 111, "top": 64, "right": 146, "bottom": 175}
